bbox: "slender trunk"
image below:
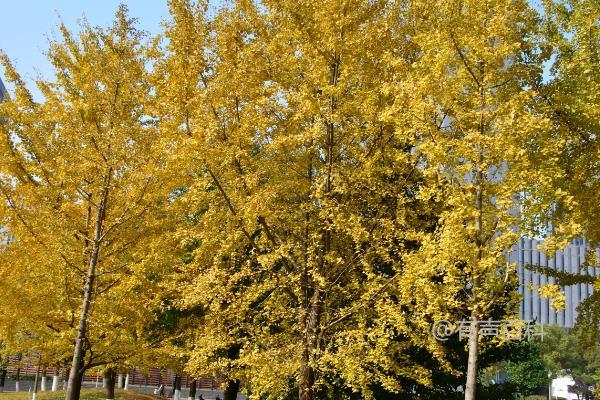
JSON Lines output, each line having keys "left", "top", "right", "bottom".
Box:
{"left": 124, "top": 373, "right": 129, "bottom": 390}
{"left": 223, "top": 379, "right": 240, "bottom": 400}
{"left": 188, "top": 380, "right": 196, "bottom": 400}
{"left": 299, "top": 352, "right": 315, "bottom": 400}
{"left": 63, "top": 368, "right": 69, "bottom": 390}
{"left": 15, "top": 362, "right": 20, "bottom": 392}
{"left": 66, "top": 172, "right": 110, "bottom": 400}
{"left": 300, "top": 55, "right": 339, "bottom": 400}
{"left": 300, "top": 289, "right": 323, "bottom": 400}
{"left": 0, "top": 356, "right": 6, "bottom": 393}
{"left": 68, "top": 371, "right": 83, "bottom": 400}
{"left": 465, "top": 98, "right": 485, "bottom": 399}
{"left": 0, "top": 369, "right": 6, "bottom": 393}
{"left": 118, "top": 374, "right": 124, "bottom": 389}
{"left": 32, "top": 364, "right": 40, "bottom": 400}
{"left": 172, "top": 374, "right": 181, "bottom": 400}
{"left": 464, "top": 314, "right": 478, "bottom": 400}
{"left": 52, "top": 371, "right": 60, "bottom": 392}
{"left": 41, "top": 367, "right": 47, "bottom": 391}
{"left": 104, "top": 368, "right": 116, "bottom": 400}
{"left": 171, "top": 374, "right": 177, "bottom": 399}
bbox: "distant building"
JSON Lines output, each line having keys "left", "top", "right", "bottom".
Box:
{"left": 514, "top": 238, "right": 598, "bottom": 328}
{"left": 0, "top": 77, "right": 6, "bottom": 101}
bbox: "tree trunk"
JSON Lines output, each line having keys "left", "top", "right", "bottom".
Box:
{"left": 65, "top": 173, "right": 110, "bottom": 400}
{"left": 52, "top": 371, "right": 60, "bottom": 392}
{"left": 223, "top": 379, "right": 240, "bottom": 400}
{"left": 464, "top": 314, "right": 479, "bottom": 400}
{"left": 188, "top": 380, "right": 196, "bottom": 400}
{"left": 299, "top": 364, "right": 315, "bottom": 400}
{"left": 124, "top": 373, "right": 129, "bottom": 390}
{"left": 32, "top": 364, "right": 41, "bottom": 400}
{"left": 63, "top": 368, "right": 69, "bottom": 390}
{"left": 104, "top": 368, "right": 116, "bottom": 400}
{"left": 172, "top": 374, "right": 181, "bottom": 400}
{"left": 41, "top": 367, "right": 47, "bottom": 391}
{"left": 118, "top": 374, "right": 124, "bottom": 389}
{"left": 15, "top": 363, "right": 20, "bottom": 392}
{"left": 299, "top": 288, "right": 323, "bottom": 400}
{"left": 0, "top": 369, "right": 6, "bottom": 393}
{"left": 65, "top": 244, "right": 99, "bottom": 400}
{"left": 68, "top": 370, "right": 84, "bottom": 400}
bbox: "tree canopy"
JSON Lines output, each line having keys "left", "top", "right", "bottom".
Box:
{"left": 0, "top": 1, "right": 598, "bottom": 400}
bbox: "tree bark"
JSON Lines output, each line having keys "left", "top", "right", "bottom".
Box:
{"left": 15, "top": 361, "right": 20, "bottom": 392}
{"left": 464, "top": 93, "right": 485, "bottom": 400}
{"left": 32, "top": 364, "right": 40, "bottom": 400}
{"left": 65, "top": 172, "right": 110, "bottom": 400}
{"left": 0, "top": 356, "right": 5, "bottom": 393}
{"left": 41, "top": 367, "right": 47, "bottom": 391}
{"left": 63, "top": 368, "right": 69, "bottom": 390}
{"left": 104, "top": 368, "right": 116, "bottom": 400}
{"left": 0, "top": 369, "right": 6, "bottom": 393}
{"left": 223, "top": 379, "right": 240, "bottom": 400}
{"left": 68, "top": 370, "right": 83, "bottom": 399}
{"left": 188, "top": 379, "right": 197, "bottom": 400}
{"left": 299, "top": 54, "right": 339, "bottom": 400}
{"left": 52, "top": 371, "right": 60, "bottom": 392}
{"left": 299, "top": 289, "right": 323, "bottom": 400}
{"left": 172, "top": 374, "right": 181, "bottom": 400}
{"left": 464, "top": 314, "right": 478, "bottom": 400}
{"left": 299, "top": 360, "right": 315, "bottom": 400}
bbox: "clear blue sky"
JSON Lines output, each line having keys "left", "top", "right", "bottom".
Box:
{"left": 0, "top": 0, "right": 548, "bottom": 99}
{"left": 0, "top": 1, "right": 170, "bottom": 98}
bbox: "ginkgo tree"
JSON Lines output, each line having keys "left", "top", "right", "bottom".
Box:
{"left": 523, "top": 0, "right": 600, "bottom": 347}
{"left": 400, "top": 0, "right": 552, "bottom": 399}
{"left": 0, "top": 6, "right": 168, "bottom": 400}
{"left": 535, "top": 0, "right": 600, "bottom": 247}
{"left": 154, "top": 0, "right": 456, "bottom": 399}
{"left": 0, "top": 1, "right": 593, "bottom": 400}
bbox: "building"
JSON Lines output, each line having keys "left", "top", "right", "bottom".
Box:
{"left": 0, "top": 78, "right": 6, "bottom": 101}
{"left": 514, "top": 238, "right": 598, "bottom": 328}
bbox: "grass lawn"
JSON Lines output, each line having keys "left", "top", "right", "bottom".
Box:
{"left": 0, "top": 389, "right": 160, "bottom": 400}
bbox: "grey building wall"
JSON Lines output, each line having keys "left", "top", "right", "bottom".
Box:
{"left": 515, "top": 238, "right": 598, "bottom": 328}
{"left": 0, "top": 77, "right": 6, "bottom": 102}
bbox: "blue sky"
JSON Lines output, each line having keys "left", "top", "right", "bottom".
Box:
{"left": 0, "top": 0, "right": 549, "bottom": 99}
{"left": 0, "top": 1, "right": 169, "bottom": 98}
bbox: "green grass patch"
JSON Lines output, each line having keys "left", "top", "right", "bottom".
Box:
{"left": 0, "top": 389, "right": 159, "bottom": 400}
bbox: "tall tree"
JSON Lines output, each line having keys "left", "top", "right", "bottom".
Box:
{"left": 401, "top": 0, "right": 549, "bottom": 398}
{"left": 534, "top": 0, "right": 600, "bottom": 247}
{"left": 521, "top": 0, "right": 600, "bottom": 348}
{"left": 0, "top": 6, "right": 165, "bottom": 400}
{"left": 156, "top": 0, "right": 449, "bottom": 399}
{"left": 529, "top": 0, "right": 600, "bottom": 350}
